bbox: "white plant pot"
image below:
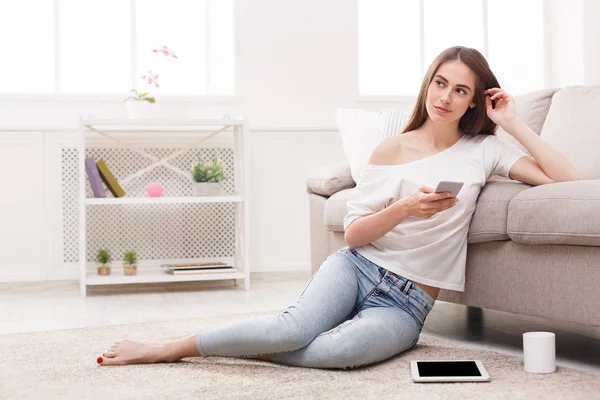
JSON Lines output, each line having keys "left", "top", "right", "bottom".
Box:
{"left": 192, "top": 182, "right": 223, "bottom": 196}
{"left": 125, "top": 100, "right": 152, "bottom": 119}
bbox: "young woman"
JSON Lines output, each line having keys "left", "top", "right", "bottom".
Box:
{"left": 97, "top": 46, "right": 579, "bottom": 369}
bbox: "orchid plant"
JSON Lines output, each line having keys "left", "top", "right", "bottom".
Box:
{"left": 125, "top": 89, "right": 156, "bottom": 103}
{"left": 124, "top": 45, "right": 178, "bottom": 103}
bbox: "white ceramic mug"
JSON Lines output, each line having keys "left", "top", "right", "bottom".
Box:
{"left": 523, "top": 331, "right": 556, "bottom": 373}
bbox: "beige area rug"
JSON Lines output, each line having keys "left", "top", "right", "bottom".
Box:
{"left": 1, "top": 311, "right": 598, "bottom": 400}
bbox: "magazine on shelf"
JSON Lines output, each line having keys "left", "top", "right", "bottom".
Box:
{"left": 84, "top": 156, "right": 106, "bottom": 198}
{"left": 161, "top": 262, "right": 233, "bottom": 271}
{"left": 96, "top": 159, "right": 126, "bottom": 198}
{"left": 167, "top": 268, "right": 237, "bottom": 275}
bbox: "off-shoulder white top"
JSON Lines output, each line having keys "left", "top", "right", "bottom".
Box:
{"left": 343, "top": 134, "right": 527, "bottom": 291}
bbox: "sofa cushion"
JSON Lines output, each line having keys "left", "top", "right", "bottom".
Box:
{"left": 306, "top": 162, "right": 355, "bottom": 197}
{"left": 495, "top": 88, "right": 558, "bottom": 157}
{"left": 507, "top": 180, "right": 600, "bottom": 246}
{"left": 539, "top": 86, "right": 600, "bottom": 179}
{"left": 467, "top": 181, "right": 532, "bottom": 243}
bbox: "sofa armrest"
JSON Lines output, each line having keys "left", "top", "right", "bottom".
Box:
{"left": 306, "top": 161, "right": 356, "bottom": 197}
{"left": 508, "top": 179, "right": 600, "bottom": 246}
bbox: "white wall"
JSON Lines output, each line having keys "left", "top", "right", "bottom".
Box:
{"left": 547, "top": 0, "right": 585, "bottom": 87}
{"left": 236, "top": 0, "right": 366, "bottom": 127}
{"left": 583, "top": 0, "right": 600, "bottom": 85}
{"left": 1, "top": 0, "right": 599, "bottom": 282}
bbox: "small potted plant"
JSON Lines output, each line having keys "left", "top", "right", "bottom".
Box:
{"left": 123, "top": 250, "right": 137, "bottom": 276}
{"left": 191, "top": 153, "right": 227, "bottom": 196}
{"left": 96, "top": 249, "right": 111, "bottom": 276}
{"left": 124, "top": 89, "right": 156, "bottom": 119}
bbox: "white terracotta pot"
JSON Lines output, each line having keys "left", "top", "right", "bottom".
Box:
{"left": 125, "top": 100, "right": 152, "bottom": 119}
{"left": 192, "top": 182, "right": 223, "bottom": 196}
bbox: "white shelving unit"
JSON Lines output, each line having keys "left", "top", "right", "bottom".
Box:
{"left": 77, "top": 117, "right": 251, "bottom": 297}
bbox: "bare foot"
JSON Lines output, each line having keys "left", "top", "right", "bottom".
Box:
{"left": 97, "top": 339, "right": 179, "bottom": 366}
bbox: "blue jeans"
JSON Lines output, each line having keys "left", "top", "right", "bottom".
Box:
{"left": 195, "top": 247, "right": 435, "bottom": 369}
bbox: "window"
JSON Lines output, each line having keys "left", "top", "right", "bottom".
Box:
{"left": 423, "top": 0, "right": 484, "bottom": 68}
{"left": 487, "top": 0, "right": 545, "bottom": 95}
{"left": 357, "top": 0, "right": 421, "bottom": 96}
{"left": 0, "top": 0, "right": 55, "bottom": 93}
{"left": 60, "top": 0, "right": 131, "bottom": 94}
{"left": 358, "top": 0, "right": 546, "bottom": 97}
{"left": 0, "top": 0, "right": 234, "bottom": 97}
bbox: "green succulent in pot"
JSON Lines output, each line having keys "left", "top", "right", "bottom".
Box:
{"left": 123, "top": 250, "right": 137, "bottom": 276}
{"left": 191, "top": 153, "right": 227, "bottom": 196}
{"left": 96, "top": 249, "right": 111, "bottom": 276}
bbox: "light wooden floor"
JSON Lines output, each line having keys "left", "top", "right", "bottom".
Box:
{"left": 1, "top": 271, "right": 598, "bottom": 374}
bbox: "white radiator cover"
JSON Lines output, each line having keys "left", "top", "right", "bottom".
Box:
{"left": 61, "top": 146, "right": 236, "bottom": 264}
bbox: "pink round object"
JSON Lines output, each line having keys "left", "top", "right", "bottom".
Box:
{"left": 147, "top": 183, "right": 163, "bottom": 197}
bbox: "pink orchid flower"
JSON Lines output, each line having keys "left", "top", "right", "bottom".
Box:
{"left": 141, "top": 70, "right": 160, "bottom": 88}
{"left": 151, "top": 45, "right": 178, "bottom": 59}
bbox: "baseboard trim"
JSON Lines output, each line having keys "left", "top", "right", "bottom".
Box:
{"left": 0, "top": 263, "right": 311, "bottom": 284}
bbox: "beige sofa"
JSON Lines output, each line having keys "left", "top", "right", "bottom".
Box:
{"left": 307, "top": 86, "right": 600, "bottom": 327}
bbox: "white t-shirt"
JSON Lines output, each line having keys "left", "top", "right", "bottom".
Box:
{"left": 343, "top": 133, "right": 528, "bottom": 291}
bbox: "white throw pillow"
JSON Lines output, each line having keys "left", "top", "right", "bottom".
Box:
{"left": 336, "top": 108, "right": 411, "bottom": 182}
{"left": 336, "top": 109, "right": 381, "bottom": 182}
{"left": 379, "top": 108, "right": 412, "bottom": 138}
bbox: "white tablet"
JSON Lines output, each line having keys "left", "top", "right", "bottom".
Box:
{"left": 410, "top": 360, "right": 491, "bottom": 383}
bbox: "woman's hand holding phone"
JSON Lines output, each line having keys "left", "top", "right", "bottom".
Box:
{"left": 393, "top": 186, "right": 459, "bottom": 219}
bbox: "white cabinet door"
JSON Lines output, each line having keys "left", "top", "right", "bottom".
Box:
{"left": 0, "top": 131, "right": 48, "bottom": 282}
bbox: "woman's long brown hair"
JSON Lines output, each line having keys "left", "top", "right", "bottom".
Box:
{"left": 402, "top": 46, "right": 501, "bottom": 137}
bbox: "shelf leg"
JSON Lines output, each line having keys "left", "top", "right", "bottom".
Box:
{"left": 78, "top": 117, "right": 87, "bottom": 298}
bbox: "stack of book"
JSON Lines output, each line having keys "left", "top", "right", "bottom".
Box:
{"left": 85, "top": 156, "right": 126, "bottom": 198}
{"left": 161, "top": 262, "right": 235, "bottom": 275}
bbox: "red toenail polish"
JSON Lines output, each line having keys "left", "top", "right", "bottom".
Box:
{"left": 97, "top": 357, "right": 103, "bottom": 364}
